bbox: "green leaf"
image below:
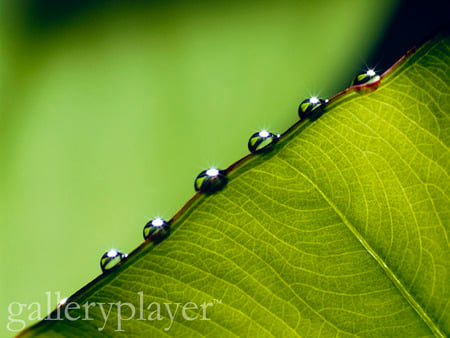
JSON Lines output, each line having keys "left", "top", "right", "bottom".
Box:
{"left": 21, "top": 33, "right": 450, "bottom": 337}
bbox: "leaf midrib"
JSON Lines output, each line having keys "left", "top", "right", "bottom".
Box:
{"left": 278, "top": 155, "right": 445, "bottom": 337}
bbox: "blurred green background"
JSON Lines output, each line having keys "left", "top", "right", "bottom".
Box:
{"left": 2, "top": 0, "right": 448, "bottom": 335}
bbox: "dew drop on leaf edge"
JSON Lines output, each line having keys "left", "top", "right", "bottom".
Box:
{"left": 248, "top": 130, "right": 280, "bottom": 154}
{"left": 100, "top": 249, "right": 128, "bottom": 272}
{"left": 143, "top": 217, "right": 170, "bottom": 241}
{"left": 194, "top": 168, "right": 228, "bottom": 194}
{"left": 352, "top": 69, "right": 380, "bottom": 86}
{"left": 298, "top": 97, "right": 327, "bottom": 119}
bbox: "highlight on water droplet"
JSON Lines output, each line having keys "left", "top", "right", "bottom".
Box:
{"left": 352, "top": 69, "right": 380, "bottom": 86}
{"left": 194, "top": 168, "right": 228, "bottom": 194}
{"left": 54, "top": 296, "right": 69, "bottom": 310}
{"left": 248, "top": 130, "right": 280, "bottom": 154}
{"left": 143, "top": 217, "right": 170, "bottom": 241}
{"left": 100, "top": 248, "right": 128, "bottom": 272}
{"left": 298, "top": 97, "right": 327, "bottom": 119}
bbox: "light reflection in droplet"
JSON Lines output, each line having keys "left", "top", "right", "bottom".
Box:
{"left": 151, "top": 218, "right": 165, "bottom": 227}
{"left": 309, "top": 97, "right": 319, "bottom": 104}
{"left": 106, "top": 249, "right": 119, "bottom": 258}
{"left": 206, "top": 168, "right": 219, "bottom": 177}
{"left": 258, "top": 130, "right": 270, "bottom": 138}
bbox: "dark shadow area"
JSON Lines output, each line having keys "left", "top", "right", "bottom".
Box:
{"left": 19, "top": 0, "right": 171, "bottom": 34}
{"left": 367, "top": 0, "right": 450, "bottom": 72}
{"left": 21, "top": 0, "right": 450, "bottom": 66}
{"left": 22, "top": 0, "right": 109, "bottom": 30}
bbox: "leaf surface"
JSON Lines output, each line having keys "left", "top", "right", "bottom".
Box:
{"left": 22, "top": 33, "right": 450, "bottom": 338}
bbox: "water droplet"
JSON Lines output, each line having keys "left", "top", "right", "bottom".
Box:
{"left": 248, "top": 130, "right": 280, "bottom": 153}
{"left": 143, "top": 217, "right": 170, "bottom": 241}
{"left": 352, "top": 69, "right": 380, "bottom": 86}
{"left": 100, "top": 249, "right": 128, "bottom": 272}
{"left": 298, "top": 97, "right": 327, "bottom": 119}
{"left": 194, "top": 168, "right": 228, "bottom": 193}
{"left": 56, "top": 297, "right": 69, "bottom": 310}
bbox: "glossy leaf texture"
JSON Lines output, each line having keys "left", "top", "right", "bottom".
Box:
{"left": 22, "top": 33, "right": 450, "bottom": 337}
